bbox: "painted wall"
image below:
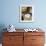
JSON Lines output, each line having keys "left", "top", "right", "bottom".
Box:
{"left": 0, "top": 0, "right": 46, "bottom": 29}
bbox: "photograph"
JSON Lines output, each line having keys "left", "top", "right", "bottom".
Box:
{"left": 20, "top": 5, "right": 34, "bottom": 22}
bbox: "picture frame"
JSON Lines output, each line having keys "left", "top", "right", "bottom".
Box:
{"left": 20, "top": 5, "right": 34, "bottom": 22}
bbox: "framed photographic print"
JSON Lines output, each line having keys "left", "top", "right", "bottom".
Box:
{"left": 20, "top": 5, "right": 34, "bottom": 22}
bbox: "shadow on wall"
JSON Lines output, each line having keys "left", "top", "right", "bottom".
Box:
{"left": 0, "top": 24, "right": 7, "bottom": 43}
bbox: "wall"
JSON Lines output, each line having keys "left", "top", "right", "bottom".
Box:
{"left": 0, "top": 0, "right": 46, "bottom": 29}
